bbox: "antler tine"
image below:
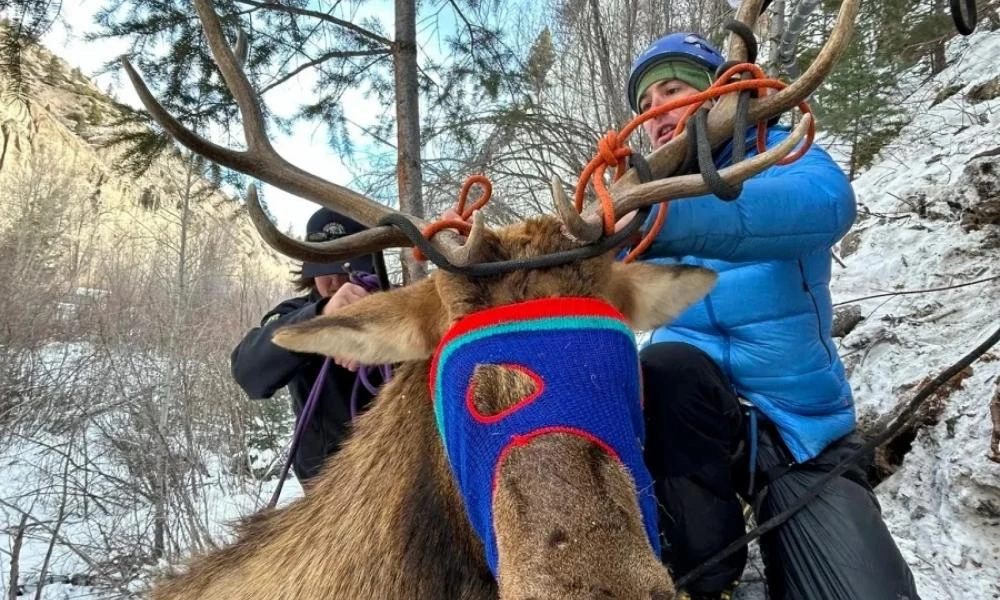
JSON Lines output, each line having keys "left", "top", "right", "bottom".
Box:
{"left": 191, "top": 0, "right": 268, "bottom": 153}
{"left": 608, "top": 114, "right": 811, "bottom": 219}
{"left": 724, "top": 0, "right": 768, "bottom": 63}
{"left": 443, "top": 211, "right": 490, "bottom": 267}
{"left": 123, "top": 0, "right": 467, "bottom": 263}
{"left": 710, "top": 0, "right": 768, "bottom": 131}
{"left": 244, "top": 185, "right": 414, "bottom": 263}
{"left": 551, "top": 176, "right": 603, "bottom": 242}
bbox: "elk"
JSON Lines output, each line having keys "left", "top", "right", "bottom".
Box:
{"left": 122, "top": 0, "right": 858, "bottom": 598}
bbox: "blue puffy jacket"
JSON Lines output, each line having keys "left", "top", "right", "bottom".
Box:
{"left": 640, "top": 126, "right": 857, "bottom": 462}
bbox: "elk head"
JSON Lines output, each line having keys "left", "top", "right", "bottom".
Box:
{"left": 269, "top": 218, "right": 716, "bottom": 598}
{"left": 123, "top": 0, "right": 858, "bottom": 597}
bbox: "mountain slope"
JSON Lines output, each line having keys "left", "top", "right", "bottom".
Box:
{"left": 0, "top": 27, "right": 291, "bottom": 287}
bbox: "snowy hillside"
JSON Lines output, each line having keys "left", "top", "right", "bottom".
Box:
{"left": 830, "top": 28, "right": 1000, "bottom": 600}
{"left": 736, "top": 26, "right": 1000, "bottom": 600}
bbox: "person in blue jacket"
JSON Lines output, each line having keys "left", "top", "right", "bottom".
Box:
{"left": 628, "top": 33, "right": 921, "bottom": 600}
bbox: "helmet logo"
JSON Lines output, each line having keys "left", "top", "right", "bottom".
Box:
{"left": 683, "top": 34, "right": 720, "bottom": 55}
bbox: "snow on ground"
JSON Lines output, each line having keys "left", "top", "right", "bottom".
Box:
{"left": 830, "top": 28, "right": 1000, "bottom": 600}
{"left": 1, "top": 342, "right": 303, "bottom": 599}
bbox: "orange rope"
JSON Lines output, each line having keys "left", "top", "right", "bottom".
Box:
{"left": 581, "top": 62, "right": 815, "bottom": 262}
{"left": 413, "top": 175, "right": 492, "bottom": 262}
{"left": 414, "top": 63, "right": 815, "bottom": 265}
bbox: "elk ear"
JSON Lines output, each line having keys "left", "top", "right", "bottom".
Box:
{"left": 604, "top": 263, "right": 717, "bottom": 331}
{"left": 272, "top": 277, "right": 446, "bottom": 363}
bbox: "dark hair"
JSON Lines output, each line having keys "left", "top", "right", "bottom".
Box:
{"left": 289, "top": 265, "right": 315, "bottom": 293}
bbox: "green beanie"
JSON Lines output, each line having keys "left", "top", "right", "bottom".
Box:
{"left": 634, "top": 60, "right": 714, "bottom": 108}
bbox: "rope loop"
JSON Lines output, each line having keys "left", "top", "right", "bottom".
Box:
{"left": 412, "top": 63, "right": 817, "bottom": 269}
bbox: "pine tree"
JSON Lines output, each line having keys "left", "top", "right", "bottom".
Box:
{"left": 806, "top": 0, "right": 963, "bottom": 178}
{"left": 0, "top": 0, "right": 62, "bottom": 96}
{"left": 806, "top": 0, "right": 911, "bottom": 178}
{"left": 94, "top": 0, "right": 525, "bottom": 281}
{"left": 526, "top": 27, "right": 555, "bottom": 100}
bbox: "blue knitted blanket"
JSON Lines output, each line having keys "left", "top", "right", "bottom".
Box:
{"left": 429, "top": 296, "right": 660, "bottom": 574}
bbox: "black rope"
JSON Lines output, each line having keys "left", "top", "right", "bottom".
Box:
{"left": 732, "top": 89, "right": 751, "bottom": 164}
{"left": 723, "top": 20, "right": 759, "bottom": 64}
{"left": 674, "top": 322, "right": 1000, "bottom": 590}
{"left": 372, "top": 250, "right": 392, "bottom": 290}
{"left": 681, "top": 18, "right": 756, "bottom": 201}
{"left": 378, "top": 207, "right": 650, "bottom": 278}
{"left": 951, "top": 0, "right": 978, "bottom": 35}
{"left": 715, "top": 59, "right": 744, "bottom": 80}
{"left": 627, "top": 152, "right": 654, "bottom": 184}
{"left": 679, "top": 118, "right": 701, "bottom": 176}
{"left": 693, "top": 109, "right": 743, "bottom": 200}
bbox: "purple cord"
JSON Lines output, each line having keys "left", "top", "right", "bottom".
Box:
{"left": 268, "top": 357, "right": 332, "bottom": 508}
{"left": 350, "top": 363, "right": 393, "bottom": 420}
{"left": 347, "top": 270, "right": 393, "bottom": 420}
{"left": 267, "top": 269, "right": 393, "bottom": 508}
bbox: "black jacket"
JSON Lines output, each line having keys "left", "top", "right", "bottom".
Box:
{"left": 231, "top": 292, "right": 380, "bottom": 481}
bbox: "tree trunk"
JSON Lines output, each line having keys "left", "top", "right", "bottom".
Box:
{"left": 8, "top": 515, "right": 28, "bottom": 600}
{"left": 153, "top": 483, "right": 167, "bottom": 560}
{"left": 767, "top": 0, "right": 786, "bottom": 78}
{"left": 587, "top": 0, "right": 628, "bottom": 127}
{"left": 393, "top": 0, "right": 427, "bottom": 282}
{"left": 778, "top": 0, "right": 822, "bottom": 79}
{"left": 35, "top": 440, "right": 73, "bottom": 600}
{"left": 848, "top": 116, "right": 860, "bottom": 180}
{"left": 931, "top": 0, "right": 948, "bottom": 75}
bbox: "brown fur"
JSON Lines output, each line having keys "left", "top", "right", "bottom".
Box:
{"left": 150, "top": 217, "right": 715, "bottom": 600}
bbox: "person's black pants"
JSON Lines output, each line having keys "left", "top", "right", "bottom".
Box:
{"left": 640, "top": 342, "right": 921, "bottom": 599}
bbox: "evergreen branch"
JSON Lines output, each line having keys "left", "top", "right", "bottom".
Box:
{"left": 232, "top": 0, "right": 395, "bottom": 48}
{"left": 344, "top": 117, "right": 397, "bottom": 151}
{"left": 259, "top": 48, "right": 392, "bottom": 95}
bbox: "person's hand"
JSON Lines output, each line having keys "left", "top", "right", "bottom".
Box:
{"left": 321, "top": 282, "right": 369, "bottom": 371}
{"left": 322, "top": 282, "right": 368, "bottom": 314}
{"left": 615, "top": 210, "right": 638, "bottom": 233}
{"left": 440, "top": 207, "right": 464, "bottom": 222}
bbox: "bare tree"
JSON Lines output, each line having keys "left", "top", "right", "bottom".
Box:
{"left": 7, "top": 515, "right": 28, "bottom": 600}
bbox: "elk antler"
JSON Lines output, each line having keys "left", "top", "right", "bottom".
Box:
{"left": 552, "top": 113, "right": 813, "bottom": 241}
{"left": 122, "top": 0, "right": 472, "bottom": 266}
{"left": 569, "top": 0, "right": 860, "bottom": 229}
{"left": 609, "top": 114, "right": 811, "bottom": 217}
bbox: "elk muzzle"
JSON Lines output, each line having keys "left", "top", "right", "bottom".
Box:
{"left": 493, "top": 433, "right": 673, "bottom": 600}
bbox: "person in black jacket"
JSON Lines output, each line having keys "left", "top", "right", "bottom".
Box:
{"left": 231, "top": 208, "right": 384, "bottom": 483}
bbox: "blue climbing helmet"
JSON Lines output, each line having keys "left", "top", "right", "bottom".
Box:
{"left": 627, "top": 32, "right": 726, "bottom": 112}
